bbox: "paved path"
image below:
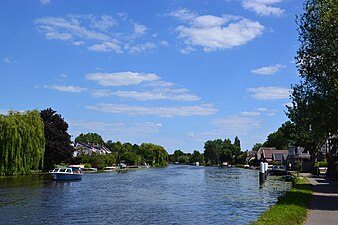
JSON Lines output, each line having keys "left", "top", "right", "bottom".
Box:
{"left": 302, "top": 173, "right": 338, "bottom": 225}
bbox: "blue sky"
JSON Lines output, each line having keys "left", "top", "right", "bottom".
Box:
{"left": 1, "top": 0, "right": 303, "bottom": 153}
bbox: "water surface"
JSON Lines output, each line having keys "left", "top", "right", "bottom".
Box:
{"left": 0, "top": 165, "right": 291, "bottom": 225}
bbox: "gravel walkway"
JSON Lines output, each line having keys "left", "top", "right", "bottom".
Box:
{"left": 302, "top": 173, "right": 338, "bottom": 225}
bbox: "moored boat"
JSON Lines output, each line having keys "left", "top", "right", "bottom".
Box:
{"left": 49, "top": 167, "right": 83, "bottom": 180}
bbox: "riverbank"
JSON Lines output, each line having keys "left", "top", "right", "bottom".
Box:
{"left": 251, "top": 174, "right": 313, "bottom": 225}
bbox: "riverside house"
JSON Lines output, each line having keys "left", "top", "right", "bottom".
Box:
{"left": 286, "top": 146, "right": 311, "bottom": 172}
{"left": 73, "top": 142, "right": 112, "bottom": 157}
{"left": 256, "top": 147, "right": 288, "bottom": 164}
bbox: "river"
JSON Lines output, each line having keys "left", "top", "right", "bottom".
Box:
{"left": 0, "top": 165, "right": 291, "bottom": 225}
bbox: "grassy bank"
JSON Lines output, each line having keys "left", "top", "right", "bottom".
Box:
{"left": 252, "top": 175, "right": 313, "bottom": 225}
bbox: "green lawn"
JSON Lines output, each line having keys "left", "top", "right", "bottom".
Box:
{"left": 252, "top": 176, "right": 313, "bottom": 225}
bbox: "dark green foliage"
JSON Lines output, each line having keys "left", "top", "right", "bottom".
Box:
{"left": 204, "top": 137, "right": 243, "bottom": 165}
{"left": 288, "top": 0, "right": 338, "bottom": 157}
{"left": 252, "top": 143, "right": 263, "bottom": 151}
{"left": 0, "top": 110, "right": 45, "bottom": 176}
{"left": 121, "top": 151, "right": 139, "bottom": 165}
{"left": 171, "top": 150, "right": 186, "bottom": 163}
{"left": 73, "top": 153, "right": 116, "bottom": 170}
{"left": 40, "top": 108, "right": 74, "bottom": 170}
{"left": 74, "top": 133, "right": 104, "bottom": 145}
{"left": 190, "top": 150, "right": 204, "bottom": 164}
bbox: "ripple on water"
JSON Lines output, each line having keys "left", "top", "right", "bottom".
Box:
{"left": 0, "top": 166, "right": 291, "bottom": 225}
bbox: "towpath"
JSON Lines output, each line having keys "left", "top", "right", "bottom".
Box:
{"left": 302, "top": 173, "right": 338, "bottom": 225}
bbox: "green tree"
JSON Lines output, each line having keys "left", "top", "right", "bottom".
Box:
{"left": 252, "top": 143, "right": 263, "bottom": 152}
{"left": 75, "top": 133, "right": 105, "bottom": 145}
{"left": 190, "top": 150, "right": 204, "bottom": 164}
{"left": 204, "top": 139, "right": 223, "bottom": 165}
{"left": 121, "top": 151, "right": 139, "bottom": 165}
{"left": 140, "top": 143, "right": 168, "bottom": 167}
{"left": 171, "top": 149, "right": 185, "bottom": 163}
{"left": 40, "top": 108, "right": 73, "bottom": 170}
{"left": 288, "top": 0, "right": 338, "bottom": 158}
{"left": 0, "top": 110, "right": 45, "bottom": 176}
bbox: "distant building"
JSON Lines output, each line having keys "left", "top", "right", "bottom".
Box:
{"left": 286, "top": 146, "right": 311, "bottom": 172}
{"left": 73, "top": 142, "right": 111, "bottom": 157}
{"left": 245, "top": 150, "right": 257, "bottom": 164}
{"left": 256, "top": 147, "right": 288, "bottom": 163}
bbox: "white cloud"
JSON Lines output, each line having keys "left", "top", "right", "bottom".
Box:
{"left": 247, "top": 86, "right": 291, "bottom": 100}
{"left": 112, "top": 89, "right": 201, "bottom": 101}
{"left": 2, "top": 58, "right": 17, "bottom": 64}
{"left": 35, "top": 16, "right": 110, "bottom": 41}
{"left": 242, "top": 0, "right": 285, "bottom": 16}
{"left": 170, "top": 9, "right": 264, "bottom": 52}
{"left": 159, "top": 40, "right": 169, "bottom": 47}
{"left": 180, "top": 46, "right": 196, "bottom": 54}
{"left": 169, "top": 8, "right": 197, "bottom": 21}
{"left": 240, "top": 111, "right": 261, "bottom": 116}
{"left": 90, "top": 15, "right": 116, "bottom": 30}
{"left": 88, "top": 40, "right": 122, "bottom": 53}
{"left": 147, "top": 80, "right": 175, "bottom": 87}
{"left": 189, "top": 115, "right": 262, "bottom": 141}
{"left": 251, "top": 64, "right": 285, "bottom": 75}
{"left": 133, "top": 23, "right": 148, "bottom": 35}
{"left": 40, "top": 0, "right": 50, "bottom": 5}
{"left": 86, "top": 71, "right": 159, "bottom": 86}
{"left": 86, "top": 103, "right": 218, "bottom": 117}
{"left": 125, "top": 42, "right": 156, "bottom": 54}
{"left": 35, "top": 14, "right": 156, "bottom": 54}
{"left": 72, "top": 41, "right": 85, "bottom": 46}
{"left": 44, "top": 85, "right": 87, "bottom": 93}
{"left": 91, "top": 89, "right": 113, "bottom": 97}
{"left": 212, "top": 115, "right": 262, "bottom": 135}
{"left": 69, "top": 120, "right": 162, "bottom": 137}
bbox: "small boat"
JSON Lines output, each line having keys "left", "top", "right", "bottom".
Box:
{"left": 49, "top": 167, "right": 83, "bottom": 180}
{"left": 269, "top": 165, "right": 287, "bottom": 175}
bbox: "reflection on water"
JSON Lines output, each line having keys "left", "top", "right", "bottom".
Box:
{"left": 0, "top": 165, "right": 291, "bottom": 225}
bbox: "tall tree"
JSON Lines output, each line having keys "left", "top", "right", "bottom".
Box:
{"left": 0, "top": 110, "right": 45, "bottom": 175}
{"left": 40, "top": 108, "right": 73, "bottom": 169}
{"left": 287, "top": 0, "right": 338, "bottom": 156}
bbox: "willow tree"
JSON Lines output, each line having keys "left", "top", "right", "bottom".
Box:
{"left": 0, "top": 110, "right": 45, "bottom": 176}
{"left": 140, "top": 143, "right": 168, "bottom": 167}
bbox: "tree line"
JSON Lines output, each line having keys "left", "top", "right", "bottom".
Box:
{"left": 169, "top": 137, "right": 247, "bottom": 166}
{"left": 73, "top": 133, "right": 168, "bottom": 169}
{"left": 0, "top": 108, "right": 168, "bottom": 175}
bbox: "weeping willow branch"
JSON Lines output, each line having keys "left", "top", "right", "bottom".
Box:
{"left": 0, "top": 110, "right": 45, "bottom": 176}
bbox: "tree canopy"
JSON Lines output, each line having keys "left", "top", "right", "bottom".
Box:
{"left": 204, "top": 137, "right": 242, "bottom": 165}
{"left": 40, "top": 108, "right": 74, "bottom": 170}
{"left": 0, "top": 110, "right": 45, "bottom": 175}
{"left": 74, "top": 132, "right": 105, "bottom": 145}
{"left": 287, "top": 0, "right": 338, "bottom": 155}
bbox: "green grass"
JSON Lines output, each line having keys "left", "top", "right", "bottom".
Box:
{"left": 251, "top": 175, "right": 313, "bottom": 225}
